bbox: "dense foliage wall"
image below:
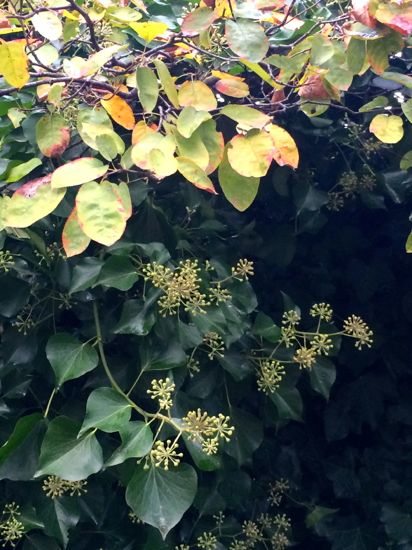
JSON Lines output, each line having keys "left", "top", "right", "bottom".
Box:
{"left": 0, "top": 0, "right": 412, "bottom": 548}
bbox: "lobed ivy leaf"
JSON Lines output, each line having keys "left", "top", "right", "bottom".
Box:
{"left": 79, "top": 387, "right": 132, "bottom": 436}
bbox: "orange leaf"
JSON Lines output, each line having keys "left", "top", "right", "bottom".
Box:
{"left": 267, "top": 123, "right": 299, "bottom": 169}
{"left": 132, "top": 120, "right": 157, "bottom": 145}
{"left": 227, "top": 130, "right": 275, "bottom": 178}
{"left": 215, "top": 79, "right": 250, "bottom": 98}
{"left": 178, "top": 80, "right": 217, "bottom": 111}
{"left": 101, "top": 95, "right": 135, "bottom": 130}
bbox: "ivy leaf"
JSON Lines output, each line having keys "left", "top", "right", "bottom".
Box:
{"left": 177, "top": 157, "right": 217, "bottom": 194}
{"left": 126, "top": 464, "right": 197, "bottom": 539}
{"left": 36, "top": 417, "right": 104, "bottom": 481}
{"left": 227, "top": 130, "right": 274, "bottom": 178}
{"left": 0, "top": 413, "right": 45, "bottom": 481}
{"left": 0, "top": 39, "right": 29, "bottom": 88}
{"left": 178, "top": 80, "right": 217, "bottom": 111}
{"left": 36, "top": 114, "right": 70, "bottom": 158}
{"left": 46, "top": 333, "right": 99, "bottom": 388}
{"left": 68, "top": 257, "right": 103, "bottom": 294}
{"left": 51, "top": 158, "right": 108, "bottom": 188}
{"left": 105, "top": 421, "right": 153, "bottom": 466}
{"left": 225, "top": 19, "right": 268, "bottom": 63}
{"left": 79, "top": 388, "right": 132, "bottom": 436}
{"left": 218, "top": 149, "right": 260, "bottom": 211}
{"left": 101, "top": 95, "right": 135, "bottom": 130}
{"left": 62, "top": 207, "right": 91, "bottom": 258}
{"left": 270, "top": 386, "right": 303, "bottom": 421}
{"left": 223, "top": 408, "right": 263, "bottom": 465}
{"left": 309, "top": 357, "right": 337, "bottom": 400}
{"left": 136, "top": 67, "right": 159, "bottom": 113}
{"left": 252, "top": 312, "right": 281, "bottom": 343}
{"left": 6, "top": 175, "right": 66, "bottom": 228}
{"left": 369, "top": 114, "right": 403, "bottom": 143}
{"left": 95, "top": 255, "right": 139, "bottom": 291}
{"left": 381, "top": 504, "right": 412, "bottom": 542}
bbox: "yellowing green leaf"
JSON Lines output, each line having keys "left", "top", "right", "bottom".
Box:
{"left": 132, "top": 120, "right": 157, "bottom": 145}
{"left": 358, "top": 95, "right": 388, "bottom": 112}
{"left": 7, "top": 175, "right": 66, "bottom": 228}
{"left": 0, "top": 39, "right": 29, "bottom": 88}
{"left": 32, "top": 11, "right": 63, "bottom": 41}
{"left": 181, "top": 6, "right": 217, "bottom": 36}
{"left": 366, "top": 34, "right": 403, "bottom": 75}
{"left": 177, "top": 157, "right": 217, "bottom": 194}
{"left": 406, "top": 230, "right": 412, "bottom": 253}
{"left": 6, "top": 158, "right": 42, "bottom": 183}
{"left": 227, "top": 130, "right": 274, "bottom": 178}
{"left": 101, "top": 95, "right": 135, "bottom": 130}
{"left": 178, "top": 80, "right": 217, "bottom": 111}
{"left": 346, "top": 38, "right": 367, "bottom": 75}
{"left": 267, "top": 124, "right": 299, "bottom": 169}
{"left": 369, "top": 114, "right": 403, "bottom": 144}
{"left": 176, "top": 107, "right": 211, "bottom": 139}
{"left": 76, "top": 181, "right": 127, "bottom": 246}
{"left": 195, "top": 119, "right": 224, "bottom": 175}
{"left": 129, "top": 21, "right": 168, "bottom": 42}
{"left": 154, "top": 59, "right": 179, "bottom": 109}
{"left": 225, "top": 19, "right": 268, "bottom": 63}
{"left": 220, "top": 105, "right": 270, "bottom": 130}
{"left": 77, "top": 107, "right": 125, "bottom": 155}
{"left": 400, "top": 151, "right": 412, "bottom": 171}
{"left": 36, "top": 114, "right": 70, "bottom": 158}
{"left": 174, "top": 129, "right": 209, "bottom": 171}
{"left": 218, "top": 149, "right": 260, "bottom": 211}
{"left": 62, "top": 207, "right": 91, "bottom": 258}
{"left": 51, "top": 158, "right": 108, "bottom": 189}
{"left": 136, "top": 67, "right": 159, "bottom": 113}
{"left": 131, "top": 133, "right": 177, "bottom": 177}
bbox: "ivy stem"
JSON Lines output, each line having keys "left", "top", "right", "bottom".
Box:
{"left": 44, "top": 388, "right": 56, "bottom": 418}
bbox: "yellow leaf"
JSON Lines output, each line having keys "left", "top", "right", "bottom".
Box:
{"left": 227, "top": 130, "right": 275, "bottom": 178}
{"left": 369, "top": 114, "right": 404, "bottom": 144}
{"left": 267, "top": 123, "right": 299, "bottom": 169}
{"left": 177, "top": 157, "right": 217, "bottom": 194}
{"left": 131, "top": 133, "right": 177, "bottom": 178}
{"left": 101, "top": 95, "right": 135, "bottom": 130}
{"left": 132, "top": 120, "right": 157, "bottom": 145}
{"left": 0, "top": 39, "right": 29, "bottom": 88}
{"left": 129, "top": 21, "right": 168, "bottom": 43}
{"left": 178, "top": 80, "right": 217, "bottom": 111}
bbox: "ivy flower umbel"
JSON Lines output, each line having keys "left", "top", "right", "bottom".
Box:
{"left": 232, "top": 259, "right": 254, "bottom": 280}
{"left": 293, "top": 346, "right": 317, "bottom": 369}
{"left": 310, "top": 302, "right": 333, "bottom": 322}
{"left": 311, "top": 333, "right": 333, "bottom": 355}
{"left": 182, "top": 409, "right": 234, "bottom": 455}
{"left": 147, "top": 378, "right": 175, "bottom": 410}
{"left": 0, "top": 503, "right": 24, "bottom": 548}
{"left": 197, "top": 532, "right": 218, "bottom": 550}
{"left": 203, "top": 332, "right": 225, "bottom": 359}
{"left": 257, "top": 360, "right": 286, "bottom": 394}
{"left": 150, "top": 440, "right": 183, "bottom": 470}
{"left": 343, "top": 315, "right": 373, "bottom": 349}
{"left": 42, "top": 476, "right": 88, "bottom": 498}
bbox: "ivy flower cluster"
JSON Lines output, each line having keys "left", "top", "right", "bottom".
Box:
{"left": 183, "top": 408, "right": 234, "bottom": 456}
{"left": 327, "top": 170, "right": 377, "bottom": 211}
{"left": 147, "top": 378, "right": 176, "bottom": 410}
{"left": 42, "top": 476, "right": 88, "bottom": 498}
{"left": 0, "top": 503, "right": 24, "bottom": 548}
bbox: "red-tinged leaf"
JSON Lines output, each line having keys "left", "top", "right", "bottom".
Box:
{"left": 267, "top": 123, "right": 299, "bottom": 169}
{"left": 181, "top": 6, "right": 217, "bottom": 36}
{"left": 51, "top": 158, "right": 108, "bottom": 189}
{"left": 112, "top": 181, "right": 132, "bottom": 221}
{"left": 101, "top": 95, "right": 135, "bottom": 130}
{"left": 36, "top": 114, "right": 70, "bottom": 158}
{"left": 76, "top": 181, "right": 127, "bottom": 246}
{"left": 62, "top": 207, "right": 91, "bottom": 258}
{"left": 6, "top": 175, "right": 66, "bottom": 228}
{"left": 218, "top": 149, "right": 260, "bottom": 211}
{"left": 227, "top": 130, "right": 274, "bottom": 178}
{"left": 374, "top": 1, "right": 412, "bottom": 35}
{"left": 215, "top": 79, "right": 250, "bottom": 98}
{"left": 132, "top": 120, "right": 157, "bottom": 145}
{"left": 351, "top": 0, "right": 376, "bottom": 27}
{"left": 177, "top": 157, "right": 217, "bottom": 194}
{"left": 298, "top": 73, "right": 330, "bottom": 100}
{"left": 178, "top": 80, "right": 217, "bottom": 111}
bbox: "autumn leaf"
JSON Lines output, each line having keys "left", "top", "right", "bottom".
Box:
{"left": 227, "top": 130, "right": 275, "bottom": 178}
{"left": 0, "top": 39, "right": 29, "bottom": 88}
{"left": 62, "top": 207, "right": 91, "bottom": 258}
{"left": 215, "top": 78, "right": 250, "bottom": 98}
{"left": 181, "top": 7, "right": 217, "bottom": 36}
{"left": 178, "top": 80, "right": 217, "bottom": 111}
{"left": 369, "top": 114, "right": 404, "bottom": 143}
{"left": 177, "top": 157, "right": 217, "bottom": 194}
{"left": 101, "top": 95, "right": 135, "bottom": 130}
{"left": 36, "top": 114, "right": 70, "bottom": 158}
{"left": 267, "top": 124, "right": 299, "bottom": 169}
{"left": 129, "top": 21, "right": 168, "bottom": 42}
{"left": 132, "top": 120, "right": 157, "bottom": 145}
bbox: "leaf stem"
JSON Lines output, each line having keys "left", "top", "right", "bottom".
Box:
{"left": 44, "top": 388, "right": 56, "bottom": 418}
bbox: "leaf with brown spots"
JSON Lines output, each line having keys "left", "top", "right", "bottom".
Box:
{"left": 36, "top": 114, "right": 70, "bottom": 158}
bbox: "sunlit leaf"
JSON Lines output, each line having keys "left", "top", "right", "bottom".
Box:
{"left": 227, "top": 130, "right": 274, "bottom": 178}
{"left": 374, "top": 0, "right": 412, "bottom": 35}
{"left": 369, "top": 114, "right": 403, "bottom": 143}
{"left": 0, "top": 39, "right": 29, "bottom": 88}
{"left": 267, "top": 123, "right": 299, "bottom": 169}
{"left": 218, "top": 149, "right": 260, "bottom": 211}
{"left": 225, "top": 19, "right": 268, "bottom": 63}
{"left": 132, "top": 133, "right": 177, "bottom": 177}
{"left": 366, "top": 33, "right": 403, "bottom": 75}
{"left": 32, "top": 11, "right": 63, "bottom": 41}
{"left": 176, "top": 107, "right": 211, "bottom": 138}
{"left": 51, "top": 158, "right": 108, "bottom": 188}
{"left": 220, "top": 105, "right": 270, "bottom": 130}
{"left": 5, "top": 158, "right": 42, "bottom": 183}
{"left": 195, "top": 119, "right": 224, "bottom": 175}
{"left": 76, "top": 181, "right": 128, "bottom": 246}
{"left": 136, "top": 67, "right": 159, "bottom": 113}
{"left": 178, "top": 80, "right": 217, "bottom": 111}
{"left": 101, "top": 94, "right": 135, "bottom": 130}
{"left": 6, "top": 175, "right": 65, "bottom": 228}
{"left": 36, "top": 114, "right": 70, "bottom": 158}
{"left": 132, "top": 120, "right": 157, "bottom": 145}
{"left": 129, "top": 21, "right": 168, "bottom": 42}
{"left": 177, "top": 156, "right": 217, "bottom": 194}
{"left": 62, "top": 207, "right": 91, "bottom": 258}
